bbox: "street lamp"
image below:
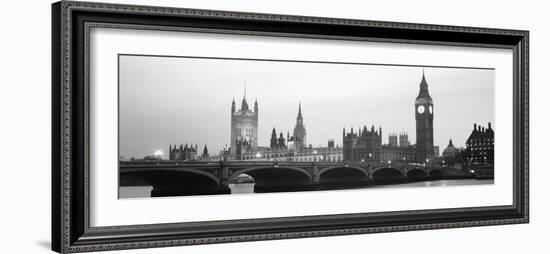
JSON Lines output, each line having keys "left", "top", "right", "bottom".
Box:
{"left": 368, "top": 153, "right": 372, "bottom": 161}
{"left": 221, "top": 144, "right": 228, "bottom": 161}
{"left": 154, "top": 150, "right": 163, "bottom": 160}
{"left": 255, "top": 152, "right": 262, "bottom": 160}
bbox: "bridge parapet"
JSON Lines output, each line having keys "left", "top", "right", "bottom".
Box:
{"left": 120, "top": 160, "right": 440, "bottom": 196}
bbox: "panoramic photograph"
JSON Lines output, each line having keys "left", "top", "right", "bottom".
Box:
{"left": 118, "top": 54, "right": 495, "bottom": 198}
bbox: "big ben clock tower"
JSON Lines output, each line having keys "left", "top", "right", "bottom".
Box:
{"left": 415, "top": 71, "right": 434, "bottom": 163}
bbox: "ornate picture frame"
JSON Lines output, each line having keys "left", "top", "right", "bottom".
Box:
{"left": 52, "top": 1, "right": 529, "bottom": 253}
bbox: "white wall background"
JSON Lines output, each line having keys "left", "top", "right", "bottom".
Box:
{"left": 0, "top": 0, "right": 546, "bottom": 253}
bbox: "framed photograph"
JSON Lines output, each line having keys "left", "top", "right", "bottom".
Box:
{"left": 52, "top": 1, "right": 529, "bottom": 253}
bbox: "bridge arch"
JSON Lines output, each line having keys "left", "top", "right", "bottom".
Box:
{"left": 229, "top": 166, "right": 313, "bottom": 182}
{"left": 372, "top": 167, "right": 404, "bottom": 175}
{"left": 317, "top": 166, "right": 369, "bottom": 186}
{"left": 406, "top": 167, "right": 428, "bottom": 180}
{"left": 154, "top": 167, "right": 221, "bottom": 185}
{"left": 120, "top": 167, "right": 222, "bottom": 197}
{"left": 318, "top": 166, "right": 368, "bottom": 177}
{"left": 429, "top": 168, "right": 444, "bottom": 179}
{"left": 372, "top": 167, "right": 404, "bottom": 183}
{"left": 229, "top": 166, "right": 313, "bottom": 192}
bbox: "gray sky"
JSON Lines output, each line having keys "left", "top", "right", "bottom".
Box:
{"left": 119, "top": 55, "right": 494, "bottom": 159}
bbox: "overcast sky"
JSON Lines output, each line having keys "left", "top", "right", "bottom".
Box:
{"left": 119, "top": 55, "right": 494, "bottom": 159}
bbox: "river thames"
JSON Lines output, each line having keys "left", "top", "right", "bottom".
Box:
{"left": 371, "top": 179, "right": 493, "bottom": 188}
{"left": 120, "top": 179, "right": 494, "bottom": 198}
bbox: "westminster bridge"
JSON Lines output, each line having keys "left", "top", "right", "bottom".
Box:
{"left": 119, "top": 160, "right": 467, "bottom": 197}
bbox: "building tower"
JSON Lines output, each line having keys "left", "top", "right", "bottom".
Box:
{"left": 465, "top": 123, "right": 494, "bottom": 164}
{"left": 278, "top": 132, "right": 287, "bottom": 148}
{"left": 399, "top": 132, "right": 410, "bottom": 147}
{"left": 415, "top": 70, "right": 434, "bottom": 163}
{"left": 230, "top": 85, "right": 258, "bottom": 155}
{"left": 169, "top": 143, "right": 197, "bottom": 161}
{"left": 389, "top": 133, "right": 398, "bottom": 147}
{"left": 270, "top": 128, "right": 278, "bottom": 148}
{"left": 292, "top": 102, "right": 307, "bottom": 151}
{"left": 202, "top": 145, "right": 209, "bottom": 158}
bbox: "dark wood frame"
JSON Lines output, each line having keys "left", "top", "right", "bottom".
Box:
{"left": 52, "top": 1, "right": 529, "bottom": 253}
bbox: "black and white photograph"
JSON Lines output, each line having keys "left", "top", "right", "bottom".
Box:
{"left": 118, "top": 55, "right": 495, "bottom": 198}
{"left": 42, "top": 1, "right": 534, "bottom": 253}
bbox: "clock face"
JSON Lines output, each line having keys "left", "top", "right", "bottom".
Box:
{"left": 429, "top": 105, "right": 433, "bottom": 114}
{"left": 417, "top": 105, "right": 425, "bottom": 114}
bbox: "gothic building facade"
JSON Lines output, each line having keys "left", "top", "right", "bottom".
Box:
{"left": 464, "top": 123, "right": 494, "bottom": 165}
{"left": 292, "top": 103, "right": 307, "bottom": 151}
{"left": 343, "top": 72, "right": 435, "bottom": 163}
{"left": 169, "top": 144, "right": 198, "bottom": 161}
{"left": 342, "top": 126, "right": 416, "bottom": 162}
{"left": 343, "top": 125, "right": 382, "bottom": 161}
{"left": 230, "top": 88, "right": 258, "bottom": 156}
{"left": 236, "top": 103, "right": 342, "bottom": 162}
{"left": 399, "top": 132, "right": 411, "bottom": 147}
{"left": 270, "top": 128, "right": 288, "bottom": 150}
{"left": 415, "top": 71, "right": 435, "bottom": 162}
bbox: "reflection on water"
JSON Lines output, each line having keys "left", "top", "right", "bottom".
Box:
{"left": 119, "top": 179, "right": 493, "bottom": 198}
{"left": 372, "top": 179, "right": 494, "bottom": 188}
{"left": 119, "top": 186, "right": 153, "bottom": 198}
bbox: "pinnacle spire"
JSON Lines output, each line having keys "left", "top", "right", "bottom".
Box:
{"left": 297, "top": 101, "right": 303, "bottom": 120}
{"left": 240, "top": 82, "right": 249, "bottom": 111}
{"left": 421, "top": 69, "right": 427, "bottom": 85}
{"left": 417, "top": 69, "right": 431, "bottom": 99}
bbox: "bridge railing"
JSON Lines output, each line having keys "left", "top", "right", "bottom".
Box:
{"left": 119, "top": 159, "right": 423, "bottom": 171}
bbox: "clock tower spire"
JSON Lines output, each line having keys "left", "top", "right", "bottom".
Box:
{"left": 415, "top": 70, "right": 434, "bottom": 163}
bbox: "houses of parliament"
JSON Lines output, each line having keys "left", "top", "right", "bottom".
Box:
{"left": 161, "top": 71, "right": 495, "bottom": 166}
{"left": 228, "top": 87, "right": 337, "bottom": 162}
{"left": 342, "top": 71, "right": 438, "bottom": 163}
{"left": 220, "top": 71, "right": 438, "bottom": 163}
